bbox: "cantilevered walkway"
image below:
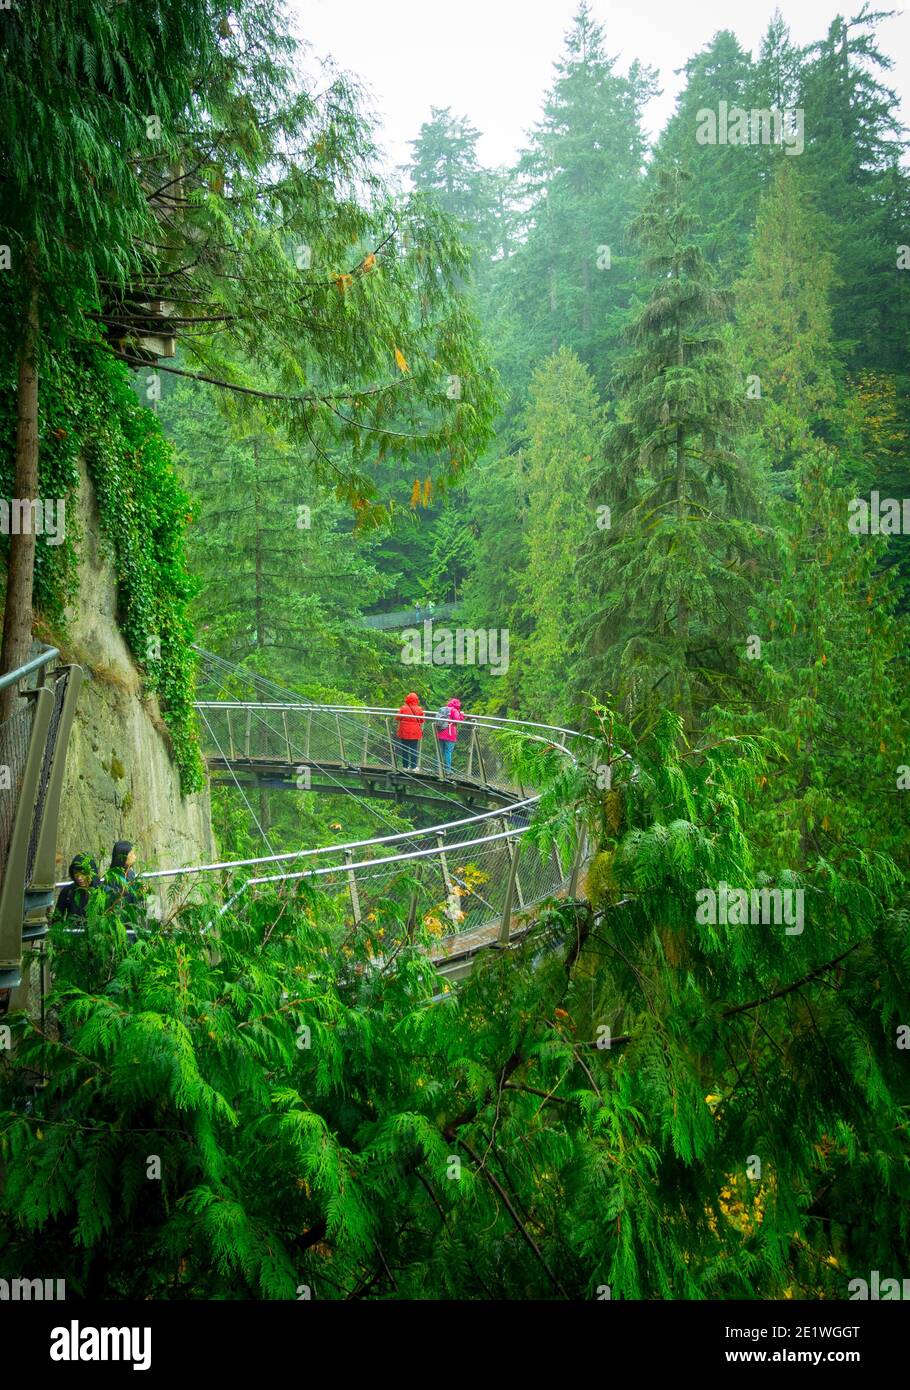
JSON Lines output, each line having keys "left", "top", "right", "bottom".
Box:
{"left": 1, "top": 644, "right": 590, "bottom": 998}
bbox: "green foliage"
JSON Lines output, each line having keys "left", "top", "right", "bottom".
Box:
{"left": 3, "top": 701, "right": 907, "bottom": 1299}
{"left": 0, "top": 329, "right": 204, "bottom": 789}
{"left": 514, "top": 348, "right": 603, "bottom": 721}
{"left": 579, "top": 164, "right": 761, "bottom": 723}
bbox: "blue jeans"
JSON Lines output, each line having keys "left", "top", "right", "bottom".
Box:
{"left": 440, "top": 739, "right": 454, "bottom": 770}
{"left": 398, "top": 737, "right": 419, "bottom": 769}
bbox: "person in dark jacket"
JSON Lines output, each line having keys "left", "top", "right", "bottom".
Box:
{"left": 54, "top": 854, "right": 101, "bottom": 924}
{"left": 105, "top": 840, "right": 142, "bottom": 908}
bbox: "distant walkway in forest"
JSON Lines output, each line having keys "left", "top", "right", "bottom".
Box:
{"left": 362, "top": 602, "right": 459, "bottom": 630}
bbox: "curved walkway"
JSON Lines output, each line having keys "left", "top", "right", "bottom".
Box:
{"left": 166, "top": 649, "right": 593, "bottom": 974}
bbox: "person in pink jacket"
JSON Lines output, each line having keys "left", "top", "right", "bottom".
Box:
{"left": 435, "top": 697, "right": 464, "bottom": 773}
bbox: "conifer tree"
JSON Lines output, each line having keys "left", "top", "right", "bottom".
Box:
{"left": 0, "top": 1, "right": 498, "bottom": 699}
{"left": 580, "top": 165, "right": 760, "bottom": 725}
{"left": 515, "top": 347, "right": 603, "bottom": 722}
{"left": 721, "top": 445, "right": 910, "bottom": 876}
{"left": 655, "top": 30, "right": 760, "bottom": 274}
{"left": 506, "top": 3, "right": 655, "bottom": 393}
{"left": 734, "top": 161, "right": 843, "bottom": 489}
{"left": 798, "top": 6, "right": 910, "bottom": 372}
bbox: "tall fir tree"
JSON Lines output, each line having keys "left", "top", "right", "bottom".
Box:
{"left": 798, "top": 6, "right": 910, "bottom": 372}
{"left": 734, "top": 160, "right": 843, "bottom": 490}
{"left": 506, "top": 3, "right": 655, "bottom": 398}
{"left": 514, "top": 347, "right": 602, "bottom": 723}
{"left": 580, "top": 164, "right": 760, "bottom": 725}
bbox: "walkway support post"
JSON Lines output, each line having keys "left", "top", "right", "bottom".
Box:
{"left": 466, "top": 724, "right": 477, "bottom": 780}
{"left": 406, "top": 877, "right": 420, "bottom": 944}
{"left": 496, "top": 836, "right": 522, "bottom": 948}
{"left": 435, "top": 833, "right": 458, "bottom": 925}
{"left": 344, "top": 850, "right": 362, "bottom": 925}
{"left": 474, "top": 727, "right": 488, "bottom": 788}
{"left": 500, "top": 817, "right": 526, "bottom": 909}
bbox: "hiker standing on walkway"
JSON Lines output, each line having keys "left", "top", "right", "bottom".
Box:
{"left": 395, "top": 692, "right": 424, "bottom": 769}
{"left": 53, "top": 854, "right": 102, "bottom": 925}
{"left": 435, "top": 697, "right": 464, "bottom": 773}
{"left": 105, "top": 840, "right": 142, "bottom": 910}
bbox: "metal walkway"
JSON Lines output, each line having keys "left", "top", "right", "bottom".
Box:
{"left": 174, "top": 647, "right": 592, "bottom": 975}
{"left": 0, "top": 642, "right": 590, "bottom": 989}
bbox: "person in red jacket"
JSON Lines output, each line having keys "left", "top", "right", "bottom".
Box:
{"left": 395, "top": 692, "right": 424, "bottom": 769}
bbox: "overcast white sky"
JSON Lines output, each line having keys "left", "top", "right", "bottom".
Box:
{"left": 291, "top": 0, "right": 909, "bottom": 175}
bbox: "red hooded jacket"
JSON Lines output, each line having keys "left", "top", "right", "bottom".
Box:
{"left": 396, "top": 693, "right": 425, "bottom": 740}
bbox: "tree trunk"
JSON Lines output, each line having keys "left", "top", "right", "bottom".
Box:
{"left": 0, "top": 261, "right": 40, "bottom": 721}
{"left": 581, "top": 256, "right": 592, "bottom": 337}
{"left": 675, "top": 291, "right": 688, "bottom": 643}
{"left": 253, "top": 439, "right": 264, "bottom": 650}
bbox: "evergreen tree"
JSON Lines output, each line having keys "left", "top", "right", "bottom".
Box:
{"left": 408, "top": 108, "right": 502, "bottom": 259}
{"left": 161, "top": 381, "right": 391, "bottom": 694}
{"left": 580, "top": 165, "right": 760, "bottom": 724}
{"left": 0, "top": 0, "right": 499, "bottom": 703}
{"left": 515, "top": 347, "right": 602, "bottom": 722}
{"left": 655, "top": 30, "right": 761, "bottom": 274}
{"left": 798, "top": 6, "right": 910, "bottom": 372}
{"left": 723, "top": 445, "right": 910, "bottom": 876}
{"left": 0, "top": 0, "right": 218, "bottom": 704}
{"left": 506, "top": 3, "right": 655, "bottom": 394}
{"left": 3, "top": 703, "right": 907, "bottom": 1300}
{"left": 734, "top": 161, "right": 843, "bottom": 489}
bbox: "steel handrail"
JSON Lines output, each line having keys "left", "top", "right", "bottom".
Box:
{"left": 0, "top": 645, "right": 60, "bottom": 692}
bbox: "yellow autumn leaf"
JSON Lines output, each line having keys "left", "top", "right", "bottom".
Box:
{"left": 362, "top": 252, "right": 376, "bottom": 272}
{"left": 422, "top": 477, "right": 432, "bottom": 506}
{"left": 394, "top": 347, "right": 409, "bottom": 374}
{"left": 410, "top": 479, "right": 421, "bottom": 508}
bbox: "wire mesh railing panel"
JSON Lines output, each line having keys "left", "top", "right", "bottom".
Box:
{"left": 186, "top": 649, "right": 594, "bottom": 963}
{"left": 26, "top": 668, "right": 69, "bottom": 882}
{"left": 0, "top": 704, "right": 36, "bottom": 882}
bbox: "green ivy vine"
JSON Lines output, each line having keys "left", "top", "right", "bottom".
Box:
{"left": 0, "top": 334, "right": 204, "bottom": 792}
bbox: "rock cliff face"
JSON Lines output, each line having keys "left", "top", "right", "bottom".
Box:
{"left": 52, "top": 461, "right": 214, "bottom": 881}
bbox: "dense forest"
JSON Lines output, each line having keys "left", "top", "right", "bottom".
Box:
{"left": 1, "top": 0, "right": 909, "bottom": 1314}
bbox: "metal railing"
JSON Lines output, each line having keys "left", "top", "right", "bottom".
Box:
{"left": 361, "top": 602, "right": 459, "bottom": 630}
{"left": 43, "top": 647, "right": 592, "bottom": 978}
{"left": 0, "top": 645, "right": 83, "bottom": 999}
{"left": 183, "top": 648, "right": 593, "bottom": 963}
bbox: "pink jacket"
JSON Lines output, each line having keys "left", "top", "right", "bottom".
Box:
{"left": 436, "top": 699, "right": 464, "bottom": 742}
